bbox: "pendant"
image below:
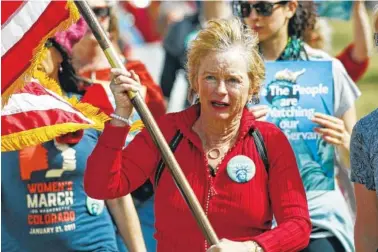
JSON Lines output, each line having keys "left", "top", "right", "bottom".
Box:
{"left": 226, "top": 155, "right": 256, "bottom": 183}
{"left": 207, "top": 148, "right": 221, "bottom": 160}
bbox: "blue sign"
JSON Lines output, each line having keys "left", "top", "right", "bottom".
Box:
{"left": 259, "top": 61, "right": 335, "bottom": 191}
{"left": 315, "top": 1, "right": 353, "bottom": 20}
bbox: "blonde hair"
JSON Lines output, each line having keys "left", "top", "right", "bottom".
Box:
{"left": 186, "top": 18, "right": 265, "bottom": 103}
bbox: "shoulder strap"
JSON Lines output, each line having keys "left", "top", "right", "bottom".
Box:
{"left": 249, "top": 128, "right": 270, "bottom": 174}
{"left": 154, "top": 128, "right": 269, "bottom": 187}
{"left": 154, "top": 130, "right": 183, "bottom": 187}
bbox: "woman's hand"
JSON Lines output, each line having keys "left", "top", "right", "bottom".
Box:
{"left": 206, "top": 239, "right": 256, "bottom": 252}
{"left": 110, "top": 68, "right": 143, "bottom": 118}
{"left": 248, "top": 105, "right": 269, "bottom": 121}
{"left": 312, "top": 112, "right": 350, "bottom": 150}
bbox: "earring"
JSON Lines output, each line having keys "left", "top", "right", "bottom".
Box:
{"left": 245, "top": 97, "right": 253, "bottom": 109}
{"left": 59, "top": 65, "right": 63, "bottom": 73}
{"left": 252, "top": 95, "right": 260, "bottom": 105}
{"left": 192, "top": 93, "right": 200, "bottom": 105}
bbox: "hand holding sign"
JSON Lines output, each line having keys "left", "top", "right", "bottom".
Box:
{"left": 312, "top": 112, "right": 350, "bottom": 150}
{"left": 248, "top": 105, "right": 269, "bottom": 121}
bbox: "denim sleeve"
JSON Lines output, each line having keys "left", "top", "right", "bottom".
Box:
{"left": 350, "top": 122, "right": 375, "bottom": 191}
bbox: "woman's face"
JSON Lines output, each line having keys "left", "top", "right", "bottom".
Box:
{"left": 195, "top": 48, "right": 251, "bottom": 122}
{"left": 87, "top": 0, "right": 111, "bottom": 36}
{"left": 40, "top": 46, "right": 63, "bottom": 77}
{"left": 243, "top": 1, "right": 296, "bottom": 42}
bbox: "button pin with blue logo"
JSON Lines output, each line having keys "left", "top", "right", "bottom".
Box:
{"left": 86, "top": 197, "right": 105, "bottom": 216}
{"left": 227, "top": 155, "right": 256, "bottom": 183}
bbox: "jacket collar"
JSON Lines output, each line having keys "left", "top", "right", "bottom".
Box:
{"left": 173, "top": 104, "right": 256, "bottom": 150}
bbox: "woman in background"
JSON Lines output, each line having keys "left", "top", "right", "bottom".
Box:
{"left": 1, "top": 19, "right": 146, "bottom": 252}
{"left": 350, "top": 11, "right": 378, "bottom": 252}
{"left": 72, "top": 1, "right": 166, "bottom": 251}
{"left": 234, "top": 0, "right": 360, "bottom": 251}
{"left": 72, "top": 0, "right": 166, "bottom": 120}
{"left": 304, "top": 0, "right": 373, "bottom": 82}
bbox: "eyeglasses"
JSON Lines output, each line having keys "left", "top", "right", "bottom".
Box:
{"left": 234, "top": 1, "right": 289, "bottom": 18}
{"left": 92, "top": 7, "right": 110, "bottom": 18}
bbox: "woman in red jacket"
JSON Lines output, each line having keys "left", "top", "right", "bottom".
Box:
{"left": 85, "top": 18, "right": 311, "bottom": 252}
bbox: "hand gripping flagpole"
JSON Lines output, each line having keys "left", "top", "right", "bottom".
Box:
{"left": 74, "top": 0, "right": 219, "bottom": 246}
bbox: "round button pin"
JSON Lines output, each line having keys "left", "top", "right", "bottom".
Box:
{"left": 226, "top": 155, "right": 256, "bottom": 183}
{"left": 86, "top": 197, "right": 105, "bottom": 216}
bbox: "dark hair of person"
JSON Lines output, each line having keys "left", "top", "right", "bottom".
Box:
{"left": 47, "top": 39, "right": 83, "bottom": 95}
{"left": 288, "top": 1, "right": 317, "bottom": 39}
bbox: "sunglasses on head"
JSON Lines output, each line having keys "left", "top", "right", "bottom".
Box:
{"left": 92, "top": 7, "right": 110, "bottom": 18}
{"left": 233, "top": 1, "right": 289, "bottom": 18}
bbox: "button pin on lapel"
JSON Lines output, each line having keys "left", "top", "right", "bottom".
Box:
{"left": 226, "top": 155, "right": 256, "bottom": 183}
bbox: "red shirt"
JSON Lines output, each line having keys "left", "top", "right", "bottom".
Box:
{"left": 85, "top": 105, "right": 311, "bottom": 252}
{"left": 336, "top": 43, "right": 369, "bottom": 82}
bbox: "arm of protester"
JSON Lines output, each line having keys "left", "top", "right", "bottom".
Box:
{"left": 160, "top": 51, "right": 181, "bottom": 100}
{"left": 247, "top": 105, "right": 269, "bottom": 121}
{"left": 84, "top": 69, "right": 160, "bottom": 199}
{"left": 335, "top": 1, "right": 372, "bottom": 82}
{"left": 350, "top": 0, "right": 373, "bottom": 63}
{"left": 336, "top": 44, "right": 369, "bottom": 82}
{"left": 85, "top": 120, "right": 160, "bottom": 200}
{"left": 353, "top": 184, "right": 378, "bottom": 252}
{"left": 350, "top": 121, "right": 378, "bottom": 251}
{"left": 336, "top": 1, "right": 372, "bottom": 82}
{"left": 312, "top": 106, "right": 357, "bottom": 168}
{"left": 106, "top": 195, "right": 147, "bottom": 252}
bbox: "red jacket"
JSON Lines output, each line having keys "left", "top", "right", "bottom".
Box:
{"left": 85, "top": 105, "right": 311, "bottom": 252}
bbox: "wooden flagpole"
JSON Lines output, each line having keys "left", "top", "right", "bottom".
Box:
{"left": 74, "top": 0, "right": 219, "bottom": 246}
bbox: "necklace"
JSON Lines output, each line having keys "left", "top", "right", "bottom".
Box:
{"left": 259, "top": 36, "right": 306, "bottom": 61}
{"left": 207, "top": 148, "right": 221, "bottom": 160}
{"left": 278, "top": 36, "right": 305, "bottom": 61}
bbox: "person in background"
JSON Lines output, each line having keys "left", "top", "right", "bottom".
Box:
{"left": 234, "top": 0, "right": 360, "bottom": 251}
{"left": 121, "top": 1, "right": 162, "bottom": 43}
{"left": 156, "top": 1, "right": 196, "bottom": 38}
{"left": 1, "top": 19, "right": 146, "bottom": 252}
{"left": 350, "top": 11, "right": 378, "bottom": 252}
{"left": 350, "top": 109, "right": 378, "bottom": 252}
{"left": 159, "top": 0, "right": 232, "bottom": 107}
{"left": 72, "top": 0, "right": 166, "bottom": 120}
{"left": 304, "top": 0, "right": 373, "bottom": 82}
{"left": 304, "top": 0, "right": 373, "bottom": 223}
{"left": 72, "top": 1, "right": 166, "bottom": 251}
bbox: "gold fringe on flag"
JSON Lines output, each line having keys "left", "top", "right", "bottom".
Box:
{"left": 2, "top": 67, "right": 145, "bottom": 152}
{"left": 1, "top": 0, "right": 145, "bottom": 152}
{"left": 1, "top": 1, "right": 80, "bottom": 107}
{"left": 1, "top": 119, "right": 144, "bottom": 152}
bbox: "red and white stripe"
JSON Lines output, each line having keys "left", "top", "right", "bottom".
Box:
{"left": 2, "top": 81, "right": 94, "bottom": 136}
{"left": 1, "top": 0, "right": 72, "bottom": 94}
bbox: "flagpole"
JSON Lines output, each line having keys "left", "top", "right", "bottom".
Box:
{"left": 74, "top": 0, "right": 219, "bottom": 246}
